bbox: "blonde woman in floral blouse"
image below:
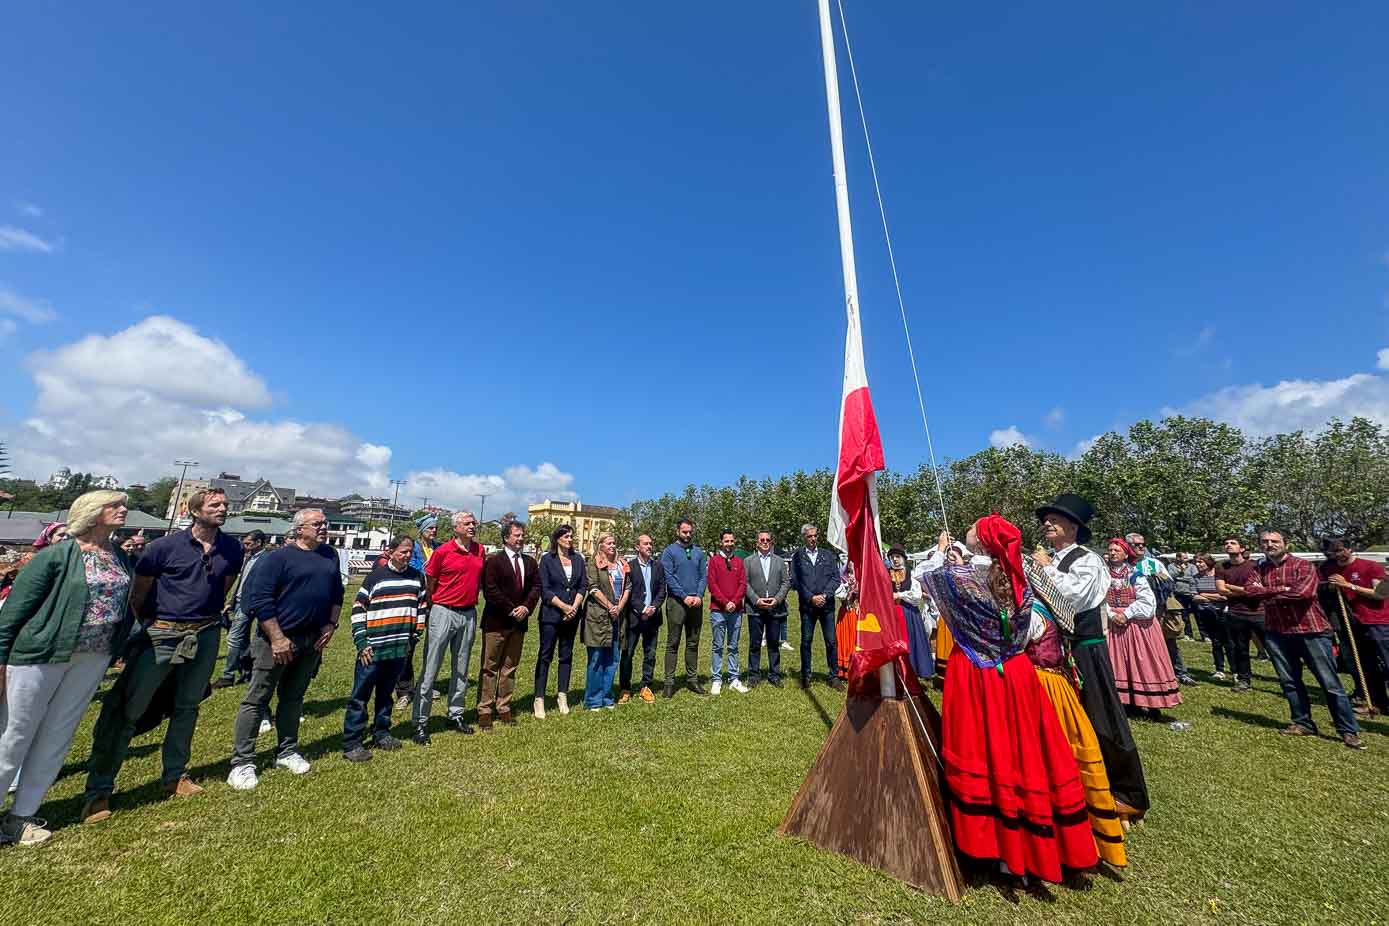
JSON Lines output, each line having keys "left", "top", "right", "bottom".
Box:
{"left": 0, "top": 491, "right": 134, "bottom": 846}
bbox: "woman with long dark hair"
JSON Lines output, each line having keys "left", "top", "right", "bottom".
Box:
{"left": 535, "top": 525, "right": 586, "bottom": 719}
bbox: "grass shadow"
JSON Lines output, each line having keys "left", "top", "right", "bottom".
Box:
{"left": 1208, "top": 705, "right": 1289, "bottom": 732}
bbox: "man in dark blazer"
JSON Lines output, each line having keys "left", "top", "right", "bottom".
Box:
{"left": 619, "top": 534, "right": 667, "bottom": 703}
{"left": 744, "top": 529, "right": 791, "bottom": 688}
{"left": 478, "top": 521, "right": 540, "bottom": 730}
{"left": 792, "top": 523, "right": 844, "bottom": 690}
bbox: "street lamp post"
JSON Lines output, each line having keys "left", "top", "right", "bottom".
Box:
{"left": 477, "top": 494, "right": 488, "bottom": 524}
{"left": 388, "top": 479, "right": 406, "bottom": 531}
{"left": 168, "top": 459, "right": 200, "bottom": 530}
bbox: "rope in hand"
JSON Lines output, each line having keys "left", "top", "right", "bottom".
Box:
{"left": 1335, "top": 588, "right": 1373, "bottom": 715}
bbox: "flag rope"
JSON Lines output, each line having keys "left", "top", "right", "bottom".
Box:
{"left": 833, "top": 0, "right": 952, "bottom": 540}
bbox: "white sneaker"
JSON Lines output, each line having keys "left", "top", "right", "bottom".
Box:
{"left": 712, "top": 679, "right": 723, "bottom": 696}
{"left": 533, "top": 697, "right": 546, "bottom": 720}
{"left": 779, "top": 641, "right": 792, "bottom": 651}
{"left": 258, "top": 718, "right": 271, "bottom": 735}
{"left": 0, "top": 813, "right": 52, "bottom": 846}
{"left": 557, "top": 693, "right": 570, "bottom": 715}
{"left": 1212, "top": 671, "right": 1227, "bottom": 680}
{"left": 275, "top": 752, "right": 311, "bottom": 775}
{"left": 227, "top": 764, "right": 259, "bottom": 791}
{"left": 730, "top": 679, "right": 749, "bottom": 694}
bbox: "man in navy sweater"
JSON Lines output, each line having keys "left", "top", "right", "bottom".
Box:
{"left": 793, "top": 523, "right": 844, "bottom": 690}
{"left": 660, "top": 518, "right": 708, "bottom": 699}
{"left": 226, "top": 508, "right": 344, "bottom": 791}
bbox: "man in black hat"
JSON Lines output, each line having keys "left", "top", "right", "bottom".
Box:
{"left": 1033, "top": 493, "right": 1151, "bottom": 823}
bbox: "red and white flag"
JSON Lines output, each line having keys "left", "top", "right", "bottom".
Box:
{"left": 827, "top": 301, "right": 913, "bottom": 690}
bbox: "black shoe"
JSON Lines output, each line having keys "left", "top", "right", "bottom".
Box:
{"left": 688, "top": 681, "right": 708, "bottom": 696}
{"left": 663, "top": 681, "right": 675, "bottom": 700}
{"left": 210, "top": 676, "right": 235, "bottom": 690}
{"left": 372, "top": 734, "right": 403, "bottom": 751}
{"left": 343, "top": 745, "right": 372, "bottom": 763}
{"left": 829, "top": 678, "right": 846, "bottom": 692}
{"left": 799, "top": 677, "right": 811, "bottom": 690}
{"left": 769, "top": 677, "right": 784, "bottom": 689}
{"left": 411, "top": 723, "right": 431, "bottom": 746}
{"left": 450, "top": 716, "right": 475, "bottom": 735}
{"left": 748, "top": 677, "right": 761, "bottom": 689}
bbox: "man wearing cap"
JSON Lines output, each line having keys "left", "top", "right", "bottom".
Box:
{"left": 1033, "top": 493, "right": 1151, "bottom": 823}
{"left": 394, "top": 513, "right": 445, "bottom": 710}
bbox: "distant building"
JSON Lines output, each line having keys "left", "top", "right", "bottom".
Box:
{"left": 526, "top": 499, "right": 626, "bottom": 557}
{"left": 44, "top": 468, "right": 120, "bottom": 491}
{"left": 339, "top": 495, "right": 411, "bottom": 523}
{"left": 210, "top": 474, "right": 296, "bottom": 515}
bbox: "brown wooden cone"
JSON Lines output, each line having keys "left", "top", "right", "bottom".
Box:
{"left": 779, "top": 694, "right": 964, "bottom": 901}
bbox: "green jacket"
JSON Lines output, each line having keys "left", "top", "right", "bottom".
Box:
{"left": 582, "top": 561, "right": 629, "bottom": 648}
{"left": 0, "top": 540, "right": 134, "bottom": 665}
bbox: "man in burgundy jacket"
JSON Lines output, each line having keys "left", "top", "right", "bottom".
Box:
{"left": 707, "top": 530, "right": 748, "bottom": 695}
{"left": 478, "top": 521, "right": 541, "bottom": 730}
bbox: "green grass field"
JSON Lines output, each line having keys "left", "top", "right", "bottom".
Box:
{"left": 2, "top": 589, "right": 1387, "bottom": 925}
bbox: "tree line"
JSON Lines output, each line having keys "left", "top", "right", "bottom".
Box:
{"left": 621, "top": 416, "right": 1389, "bottom": 555}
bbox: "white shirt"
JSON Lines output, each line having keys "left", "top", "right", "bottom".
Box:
{"left": 1114, "top": 568, "right": 1158, "bottom": 620}
{"left": 1041, "top": 543, "right": 1108, "bottom": 612}
{"left": 804, "top": 547, "right": 819, "bottom": 566}
{"left": 758, "top": 552, "right": 773, "bottom": 584}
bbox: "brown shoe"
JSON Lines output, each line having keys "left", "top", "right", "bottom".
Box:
{"left": 1343, "top": 733, "right": 1367, "bottom": 750}
{"left": 498, "top": 711, "right": 517, "bottom": 726}
{"left": 478, "top": 714, "right": 494, "bottom": 732}
{"left": 81, "top": 796, "right": 112, "bottom": 824}
{"left": 1280, "top": 723, "right": 1316, "bottom": 737}
{"left": 164, "top": 776, "right": 204, "bottom": 798}
{"left": 639, "top": 687, "right": 655, "bottom": 704}
{"left": 617, "top": 691, "right": 631, "bottom": 704}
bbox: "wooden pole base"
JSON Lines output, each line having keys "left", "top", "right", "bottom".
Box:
{"left": 779, "top": 694, "right": 964, "bottom": 901}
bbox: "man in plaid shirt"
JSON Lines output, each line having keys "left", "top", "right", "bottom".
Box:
{"left": 1246, "top": 530, "right": 1364, "bottom": 750}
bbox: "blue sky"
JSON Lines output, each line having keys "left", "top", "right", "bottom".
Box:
{"left": 3, "top": 1, "right": 1388, "bottom": 513}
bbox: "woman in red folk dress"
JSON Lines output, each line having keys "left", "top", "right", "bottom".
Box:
{"left": 920, "top": 515, "right": 1098, "bottom": 884}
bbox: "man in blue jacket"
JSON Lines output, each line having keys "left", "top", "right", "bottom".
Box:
{"left": 660, "top": 518, "right": 708, "bottom": 699}
{"left": 793, "top": 523, "right": 844, "bottom": 691}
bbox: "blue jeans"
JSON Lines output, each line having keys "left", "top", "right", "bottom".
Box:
{"left": 343, "top": 655, "right": 405, "bottom": 749}
{"left": 1263, "top": 631, "right": 1359, "bottom": 736}
{"left": 583, "top": 640, "right": 618, "bottom": 709}
{"left": 220, "top": 611, "right": 254, "bottom": 681}
{"left": 710, "top": 610, "right": 743, "bottom": 682}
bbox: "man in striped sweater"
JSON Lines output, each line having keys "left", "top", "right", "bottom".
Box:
{"left": 343, "top": 535, "right": 427, "bottom": 762}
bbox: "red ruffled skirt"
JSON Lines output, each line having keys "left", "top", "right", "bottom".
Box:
{"left": 942, "top": 649, "right": 1099, "bottom": 882}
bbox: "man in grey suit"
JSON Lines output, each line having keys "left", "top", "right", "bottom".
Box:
{"left": 744, "top": 529, "right": 791, "bottom": 688}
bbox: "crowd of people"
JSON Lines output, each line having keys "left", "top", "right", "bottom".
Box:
{"left": 0, "top": 484, "right": 1383, "bottom": 872}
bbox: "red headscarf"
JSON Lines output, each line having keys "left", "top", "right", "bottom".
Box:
{"left": 975, "top": 513, "right": 1027, "bottom": 610}
{"left": 1109, "top": 537, "right": 1138, "bottom": 563}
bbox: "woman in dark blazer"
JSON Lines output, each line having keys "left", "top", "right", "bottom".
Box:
{"left": 535, "top": 524, "right": 586, "bottom": 719}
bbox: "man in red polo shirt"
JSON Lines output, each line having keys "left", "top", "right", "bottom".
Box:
{"left": 411, "top": 510, "right": 485, "bottom": 744}
{"left": 1322, "top": 538, "right": 1389, "bottom": 716}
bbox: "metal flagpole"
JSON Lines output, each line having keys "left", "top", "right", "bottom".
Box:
{"left": 816, "top": 0, "right": 894, "bottom": 698}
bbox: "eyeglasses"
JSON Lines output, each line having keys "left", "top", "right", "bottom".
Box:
{"left": 201, "top": 553, "right": 213, "bottom": 575}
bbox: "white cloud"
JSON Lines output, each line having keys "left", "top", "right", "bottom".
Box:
{"left": 4, "top": 314, "right": 588, "bottom": 510}
{"left": 6, "top": 315, "right": 388, "bottom": 493}
{"left": 1377, "top": 348, "right": 1389, "bottom": 371}
{"left": 1068, "top": 434, "right": 1101, "bottom": 459}
{"left": 0, "top": 318, "right": 17, "bottom": 342}
{"left": 0, "top": 285, "right": 57, "bottom": 323}
{"left": 16, "top": 202, "right": 43, "bottom": 218}
{"left": 1043, "top": 406, "right": 1065, "bottom": 429}
{"left": 0, "top": 225, "right": 54, "bottom": 253}
{"left": 988, "top": 425, "right": 1031, "bottom": 449}
{"left": 1165, "top": 372, "right": 1389, "bottom": 436}
{"left": 403, "top": 463, "right": 578, "bottom": 519}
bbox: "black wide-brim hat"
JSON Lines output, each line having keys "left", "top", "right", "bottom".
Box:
{"left": 1036, "top": 493, "right": 1094, "bottom": 545}
{"left": 886, "top": 545, "right": 907, "bottom": 560}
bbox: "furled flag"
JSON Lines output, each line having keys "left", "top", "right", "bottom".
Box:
{"left": 827, "top": 297, "right": 914, "bottom": 692}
